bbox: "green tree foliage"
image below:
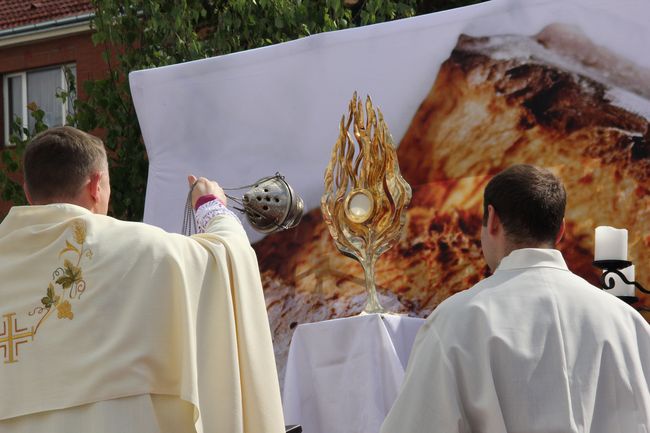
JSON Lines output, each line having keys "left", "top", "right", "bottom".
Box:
{"left": 0, "top": 104, "right": 51, "bottom": 207}
{"left": 1, "top": 0, "right": 484, "bottom": 221}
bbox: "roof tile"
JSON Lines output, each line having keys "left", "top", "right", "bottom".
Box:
{"left": 0, "top": 0, "right": 93, "bottom": 30}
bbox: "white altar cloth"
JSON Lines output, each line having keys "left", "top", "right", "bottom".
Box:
{"left": 282, "top": 313, "right": 424, "bottom": 433}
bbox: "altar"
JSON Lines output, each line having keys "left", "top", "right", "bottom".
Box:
{"left": 282, "top": 314, "right": 425, "bottom": 433}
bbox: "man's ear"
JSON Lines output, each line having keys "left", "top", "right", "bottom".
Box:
{"left": 555, "top": 218, "right": 566, "bottom": 245}
{"left": 87, "top": 172, "right": 102, "bottom": 203}
{"left": 23, "top": 183, "right": 33, "bottom": 205}
{"left": 487, "top": 204, "right": 501, "bottom": 236}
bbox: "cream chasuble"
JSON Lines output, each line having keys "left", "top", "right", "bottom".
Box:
{"left": 1, "top": 394, "right": 195, "bottom": 432}
{"left": 381, "top": 249, "right": 650, "bottom": 433}
{"left": 0, "top": 203, "right": 285, "bottom": 433}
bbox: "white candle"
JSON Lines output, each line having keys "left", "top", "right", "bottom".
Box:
{"left": 605, "top": 265, "right": 635, "bottom": 297}
{"left": 594, "top": 226, "right": 628, "bottom": 261}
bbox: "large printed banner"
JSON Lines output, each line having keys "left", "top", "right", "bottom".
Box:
{"left": 130, "top": 0, "right": 650, "bottom": 379}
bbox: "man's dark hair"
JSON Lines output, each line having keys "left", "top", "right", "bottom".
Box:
{"left": 483, "top": 164, "right": 566, "bottom": 245}
{"left": 23, "top": 126, "right": 107, "bottom": 203}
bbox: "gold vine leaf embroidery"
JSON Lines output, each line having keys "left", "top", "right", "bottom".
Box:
{"left": 31, "top": 220, "right": 92, "bottom": 339}
{"left": 40, "top": 282, "right": 60, "bottom": 309}
{"left": 56, "top": 259, "right": 83, "bottom": 290}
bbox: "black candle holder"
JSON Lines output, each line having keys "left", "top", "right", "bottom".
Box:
{"left": 593, "top": 259, "right": 650, "bottom": 305}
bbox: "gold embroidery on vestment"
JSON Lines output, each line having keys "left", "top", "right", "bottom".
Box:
{"left": 2, "top": 220, "right": 92, "bottom": 364}
{"left": 0, "top": 313, "right": 35, "bottom": 363}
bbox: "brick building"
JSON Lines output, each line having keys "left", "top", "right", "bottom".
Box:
{"left": 0, "top": 0, "right": 105, "bottom": 215}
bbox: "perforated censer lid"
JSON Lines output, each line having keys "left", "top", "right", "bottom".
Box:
{"left": 242, "top": 174, "right": 304, "bottom": 233}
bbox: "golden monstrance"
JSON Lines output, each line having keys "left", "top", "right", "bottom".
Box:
{"left": 321, "top": 93, "right": 412, "bottom": 314}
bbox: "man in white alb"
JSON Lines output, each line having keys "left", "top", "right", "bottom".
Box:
{"left": 0, "top": 126, "right": 285, "bottom": 433}
{"left": 381, "top": 164, "right": 650, "bottom": 433}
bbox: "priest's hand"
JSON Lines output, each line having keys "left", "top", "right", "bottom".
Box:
{"left": 188, "top": 175, "right": 227, "bottom": 208}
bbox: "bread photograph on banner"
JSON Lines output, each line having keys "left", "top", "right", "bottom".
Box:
{"left": 255, "top": 21, "right": 650, "bottom": 380}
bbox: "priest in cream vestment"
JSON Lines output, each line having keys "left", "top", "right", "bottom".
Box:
{"left": 0, "top": 126, "right": 285, "bottom": 433}
{"left": 381, "top": 165, "right": 650, "bottom": 433}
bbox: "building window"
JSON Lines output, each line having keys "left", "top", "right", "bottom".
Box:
{"left": 3, "top": 64, "right": 76, "bottom": 146}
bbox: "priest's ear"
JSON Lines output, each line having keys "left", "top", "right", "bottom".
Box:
{"left": 486, "top": 204, "right": 502, "bottom": 236}
{"left": 23, "top": 183, "right": 34, "bottom": 205}
{"left": 87, "top": 171, "right": 103, "bottom": 203}
{"left": 555, "top": 218, "right": 566, "bottom": 245}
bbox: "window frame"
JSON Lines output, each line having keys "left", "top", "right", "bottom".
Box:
{"left": 3, "top": 64, "right": 76, "bottom": 147}
{"left": 3, "top": 71, "right": 27, "bottom": 147}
